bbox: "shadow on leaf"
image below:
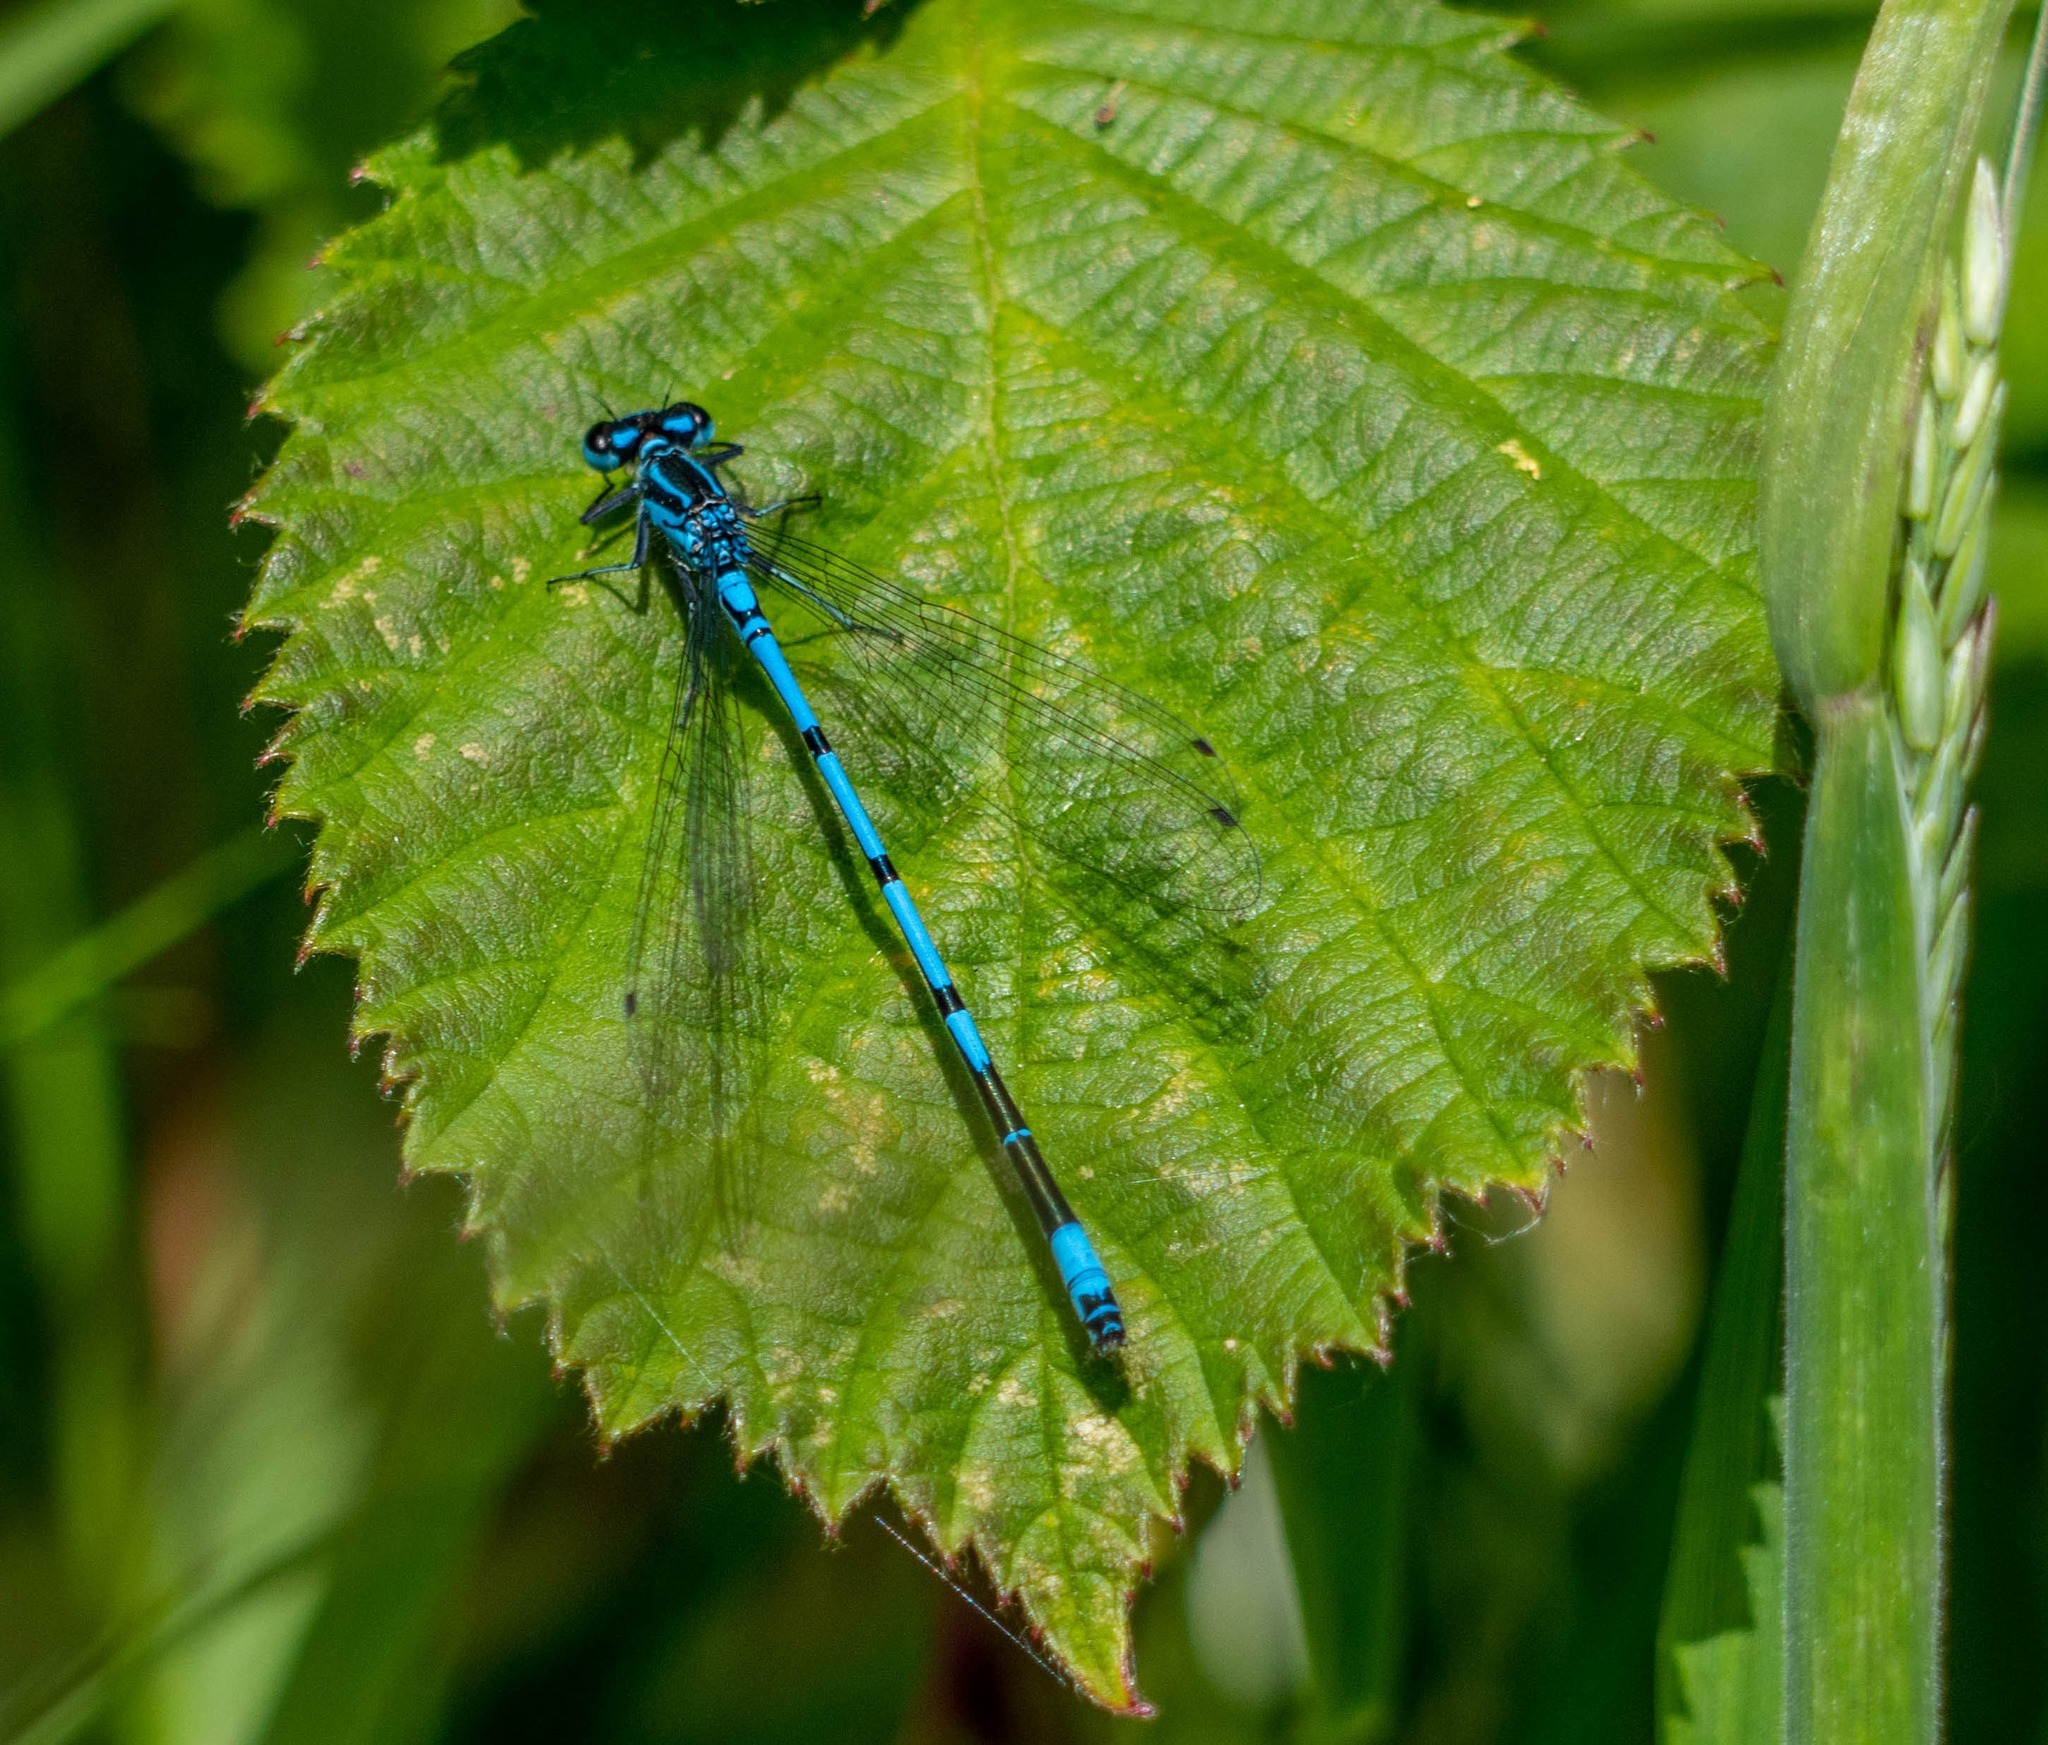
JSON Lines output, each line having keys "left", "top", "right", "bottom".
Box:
{"left": 434, "top": 0, "right": 919, "bottom": 171}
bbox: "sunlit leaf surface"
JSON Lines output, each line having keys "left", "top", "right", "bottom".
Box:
{"left": 244, "top": 0, "right": 1775, "bottom": 1701}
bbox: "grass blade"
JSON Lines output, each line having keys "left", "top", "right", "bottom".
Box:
{"left": 1264, "top": 1349, "right": 1417, "bottom": 1742}
{"left": 0, "top": 0, "right": 179, "bottom": 141}
{"left": 0, "top": 824, "right": 294, "bottom": 1051}
{"left": 1656, "top": 974, "right": 1789, "bottom": 1742}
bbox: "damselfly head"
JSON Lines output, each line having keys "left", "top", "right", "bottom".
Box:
{"left": 581, "top": 402, "right": 714, "bottom": 471}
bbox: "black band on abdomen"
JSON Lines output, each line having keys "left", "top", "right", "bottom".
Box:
{"left": 964, "top": 1060, "right": 1073, "bottom": 1237}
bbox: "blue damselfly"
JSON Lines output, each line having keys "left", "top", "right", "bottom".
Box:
{"left": 557, "top": 402, "right": 1258, "bottom": 1352}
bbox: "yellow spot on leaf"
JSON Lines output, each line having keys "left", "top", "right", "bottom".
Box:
{"left": 960, "top": 1465, "right": 995, "bottom": 1511}
{"left": 331, "top": 554, "right": 381, "bottom": 600}
{"left": 1498, "top": 439, "right": 1543, "bottom": 480}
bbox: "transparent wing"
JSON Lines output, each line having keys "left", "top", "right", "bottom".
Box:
{"left": 624, "top": 574, "right": 765, "bottom": 1248}
{"left": 746, "top": 524, "right": 1263, "bottom": 923}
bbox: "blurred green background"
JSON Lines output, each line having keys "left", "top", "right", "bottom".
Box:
{"left": 0, "top": 1, "right": 2041, "bottom": 1739}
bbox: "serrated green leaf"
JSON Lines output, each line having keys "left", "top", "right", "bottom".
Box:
{"left": 241, "top": 0, "right": 1776, "bottom": 1703}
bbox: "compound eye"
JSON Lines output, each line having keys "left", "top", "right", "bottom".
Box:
{"left": 581, "top": 418, "right": 641, "bottom": 471}
{"left": 658, "top": 402, "right": 712, "bottom": 448}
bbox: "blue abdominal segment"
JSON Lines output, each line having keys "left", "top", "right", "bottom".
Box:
{"left": 1048, "top": 1220, "right": 1123, "bottom": 1349}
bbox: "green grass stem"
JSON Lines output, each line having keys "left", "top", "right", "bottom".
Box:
{"left": 1782, "top": 697, "right": 1939, "bottom": 1743}
{"left": 0, "top": 824, "right": 294, "bottom": 1052}
{"left": 1762, "top": 3, "right": 2025, "bottom": 1738}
